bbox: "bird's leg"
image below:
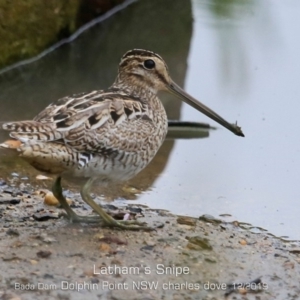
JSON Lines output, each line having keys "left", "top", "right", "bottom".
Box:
{"left": 52, "top": 176, "right": 101, "bottom": 223}
{"left": 80, "top": 178, "right": 153, "bottom": 231}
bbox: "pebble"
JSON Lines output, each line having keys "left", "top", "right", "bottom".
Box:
{"left": 44, "top": 192, "right": 72, "bottom": 206}
{"left": 239, "top": 239, "right": 247, "bottom": 246}
{"left": 36, "top": 250, "right": 52, "bottom": 258}
{"left": 186, "top": 236, "right": 213, "bottom": 251}
{"left": 6, "top": 228, "right": 20, "bottom": 236}
{"left": 99, "top": 243, "right": 112, "bottom": 253}
{"left": 30, "top": 259, "right": 38, "bottom": 265}
{"left": 0, "top": 199, "right": 20, "bottom": 205}
{"left": 44, "top": 192, "right": 59, "bottom": 206}
{"left": 36, "top": 174, "right": 52, "bottom": 181}
{"left": 199, "top": 214, "right": 222, "bottom": 224}
{"left": 177, "top": 216, "right": 197, "bottom": 226}
{"left": 33, "top": 212, "right": 59, "bottom": 221}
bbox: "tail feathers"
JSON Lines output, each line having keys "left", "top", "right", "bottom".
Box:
{"left": 1, "top": 121, "right": 63, "bottom": 142}
{"left": 2, "top": 121, "right": 54, "bottom": 133}
{"left": 10, "top": 131, "right": 63, "bottom": 142}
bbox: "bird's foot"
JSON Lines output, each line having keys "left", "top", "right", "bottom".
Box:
{"left": 60, "top": 212, "right": 102, "bottom": 224}
{"left": 102, "top": 218, "right": 155, "bottom": 231}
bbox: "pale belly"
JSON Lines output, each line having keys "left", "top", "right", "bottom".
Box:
{"left": 69, "top": 150, "right": 154, "bottom": 182}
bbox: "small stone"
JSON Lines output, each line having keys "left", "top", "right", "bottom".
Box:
{"left": 199, "top": 214, "right": 221, "bottom": 224}
{"left": 186, "top": 236, "right": 213, "bottom": 251}
{"left": 144, "top": 240, "right": 156, "bottom": 247}
{"left": 283, "top": 261, "right": 294, "bottom": 270}
{"left": 36, "top": 175, "right": 52, "bottom": 180}
{"left": 10, "top": 199, "right": 21, "bottom": 205}
{"left": 6, "top": 228, "right": 20, "bottom": 236}
{"left": 44, "top": 192, "right": 59, "bottom": 206}
{"left": 44, "top": 192, "right": 72, "bottom": 206}
{"left": 239, "top": 287, "right": 247, "bottom": 295}
{"left": 127, "top": 206, "right": 142, "bottom": 213}
{"left": 33, "top": 212, "right": 59, "bottom": 221}
{"left": 239, "top": 239, "right": 247, "bottom": 246}
{"left": 140, "top": 245, "right": 154, "bottom": 251}
{"left": 30, "top": 259, "right": 39, "bottom": 265}
{"left": 99, "top": 243, "right": 111, "bottom": 253}
{"left": 204, "top": 257, "right": 217, "bottom": 263}
{"left": 36, "top": 250, "right": 52, "bottom": 258}
{"left": 177, "top": 216, "right": 196, "bottom": 226}
{"left": 122, "top": 185, "right": 140, "bottom": 194}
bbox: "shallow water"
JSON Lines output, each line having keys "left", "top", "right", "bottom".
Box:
{"left": 0, "top": 0, "right": 299, "bottom": 240}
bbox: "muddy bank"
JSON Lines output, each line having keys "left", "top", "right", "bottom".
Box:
{"left": 0, "top": 176, "right": 299, "bottom": 300}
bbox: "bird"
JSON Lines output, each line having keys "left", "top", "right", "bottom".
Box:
{"left": 0, "top": 49, "right": 244, "bottom": 230}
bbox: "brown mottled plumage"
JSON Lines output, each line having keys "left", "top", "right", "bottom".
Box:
{"left": 0, "top": 49, "right": 244, "bottom": 230}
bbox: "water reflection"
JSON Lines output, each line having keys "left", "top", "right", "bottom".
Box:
{"left": 193, "top": 0, "right": 269, "bottom": 92}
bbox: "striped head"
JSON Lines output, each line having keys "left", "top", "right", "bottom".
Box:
{"left": 115, "top": 49, "right": 171, "bottom": 93}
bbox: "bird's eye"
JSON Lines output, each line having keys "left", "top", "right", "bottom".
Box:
{"left": 143, "top": 59, "right": 155, "bottom": 69}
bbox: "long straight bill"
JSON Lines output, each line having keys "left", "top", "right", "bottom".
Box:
{"left": 168, "top": 81, "right": 244, "bottom": 137}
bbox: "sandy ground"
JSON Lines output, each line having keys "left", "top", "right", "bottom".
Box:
{"left": 0, "top": 176, "right": 299, "bottom": 300}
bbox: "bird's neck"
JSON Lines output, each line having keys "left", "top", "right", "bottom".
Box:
{"left": 110, "top": 73, "right": 157, "bottom": 102}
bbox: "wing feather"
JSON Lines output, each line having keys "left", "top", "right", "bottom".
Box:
{"left": 2, "top": 89, "right": 155, "bottom": 154}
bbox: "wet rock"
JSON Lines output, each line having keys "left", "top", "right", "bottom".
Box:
{"left": 2, "top": 254, "right": 21, "bottom": 261}
{"left": 127, "top": 206, "right": 143, "bottom": 214}
{"left": 186, "top": 236, "right": 213, "bottom": 251}
{"left": 289, "top": 249, "right": 300, "bottom": 254}
{"left": 0, "top": 198, "right": 20, "bottom": 205}
{"left": 140, "top": 245, "right": 154, "bottom": 251}
{"left": 10, "top": 199, "right": 21, "bottom": 205}
{"left": 6, "top": 228, "right": 20, "bottom": 236}
{"left": 103, "top": 204, "right": 118, "bottom": 210}
{"left": 3, "top": 188, "right": 14, "bottom": 195}
{"left": 33, "top": 212, "right": 59, "bottom": 221}
{"left": 204, "top": 256, "right": 217, "bottom": 263}
{"left": 199, "top": 214, "right": 222, "bottom": 224}
{"left": 177, "top": 216, "right": 197, "bottom": 226}
{"left": 36, "top": 250, "right": 52, "bottom": 258}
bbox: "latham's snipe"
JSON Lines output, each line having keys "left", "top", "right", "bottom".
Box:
{"left": 0, "top": 49, "right": 244, "bottom": 230}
